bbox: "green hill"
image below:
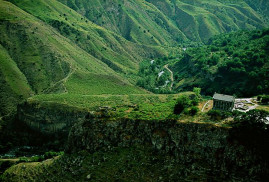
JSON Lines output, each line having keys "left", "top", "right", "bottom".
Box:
{"left": 1, "top": 0, "right": 269, "bottom": 116}
{"left": 244, "top": 0, "right": 269, "bottom": 20}
{"left": 59, "top": 0, "right": 268, "bottom": 44}
{"left": 0, "top": 0, "right": 155, "bottom": 116}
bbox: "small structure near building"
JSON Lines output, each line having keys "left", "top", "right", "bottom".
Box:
{"left": 213, "top": 93, "right": 235, "bottom": 111}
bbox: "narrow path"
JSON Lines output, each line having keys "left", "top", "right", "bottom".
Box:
{"left": 0, "top": 158, "right": 20, "bottom": 162}
{"left": 163, "top": 64, "right": 174, "bottom": 91}
{"left": 202, "top": 100, "right": 210, "bottom": 112}
{"left": 43, "top": 64, "right": 75, "bottom": 93}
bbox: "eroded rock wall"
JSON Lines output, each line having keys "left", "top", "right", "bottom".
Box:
{"left": 17, "top": 102, "right": 87, "bottom": 134}
{"left": 66, "top": 117, "right": 269, "bottom": 180}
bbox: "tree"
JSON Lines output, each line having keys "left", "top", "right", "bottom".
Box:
{"left": 193, "top": 87, "right": 201, "bottom": 98}
{"left": 261, "top": 95, "right": 269, "bottom": 104}
{"left": 174, "top": 95, "right": 191, "bottom": 114}
{"left": 189, "top": 106, "right": 199, "bottom": 116}
{"left": 257, "top": 95, "right": 262, "bottom": 101}
{"left": 207, "top": 110, "right": 222, "bottom": 120}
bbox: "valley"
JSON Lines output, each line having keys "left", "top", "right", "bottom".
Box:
{"left": 0, "top": 0, "right": 269, "bottom": 181}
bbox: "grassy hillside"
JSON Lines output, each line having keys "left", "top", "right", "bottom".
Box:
{"left": 59, "top": 0, "right": 268, "bottom": 44}
{"left": 244, "top": 0, "right": 269, "bottom": 21}
{"left": 25, "top": 93, "right": 193, "bottom": 120}
{"left": 0, "top": 44, "right": 33, "bottom": 116}
{"left": 58, "top": 0, "right": 188, "bottom": 46}
{"left": 0, "top": 0, "right": 151, "bottom": 116}
{"left": 8, "top": 0, "right": 168, "bottom": 74}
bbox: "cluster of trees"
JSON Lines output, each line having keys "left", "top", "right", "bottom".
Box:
{"left": 174, "top": 88, "right": 201, "bottom": 116}
{"left": 137, "top": 58, "right": 173, "bottom": 94}
{"left": 172, "top": 28, "right": 269, "bottom": 97}
{"left": 257, "top": 95, "right": 269, "bottom": 104}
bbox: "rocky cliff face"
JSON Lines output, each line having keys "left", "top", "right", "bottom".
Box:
{"left": 67, "top": 115, "right": 269, "bottom": 181}
{"left": 17, "top": 102, "right": 87, "bottom": 135}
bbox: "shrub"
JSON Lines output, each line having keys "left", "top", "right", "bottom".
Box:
{"left": 173, "top": 95, "right": 191, "bottom": 114}
{"left": 189, "top": 106, "right": 199, "bottom": 116}
{"left": 191, "top": 99, "right": 199, "bottom": 106}
{"left": 19, "top": 157, "right": 28, "bottom": 162}
{"left": 174, "top": 94, "right": 200, "bottom": 115}
{"left": 193, "top": 87, "right": 201, "bottom": 98}
{"left": 207, "top": 110, "right": 222, "bottom": 120}
{"left": 261, "top": 95, "right": 269, "bottom": 104}
{"left": 208, "top": 109, "right": 233, "bottom": 121}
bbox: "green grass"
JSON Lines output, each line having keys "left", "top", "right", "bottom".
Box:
{"left": 27, "top": 92, "right": 193, "bottom": 120}
{"left": 8, "top": 0, "right": 168, "bottom": 74}
{"left": 65, "top": 71, "right": 146, "bottom": 95}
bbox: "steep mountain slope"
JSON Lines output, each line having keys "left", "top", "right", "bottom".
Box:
{"left": 148, "top": 0, "right": 266, "bottom": 42}
{"left": 0, "top": 44, "right": 33, "bottom": 115}
{"left": 0, "top": 0, "right": 148, "bottom": 115}
{"left": 244, "top": 0, "right": 269, "bottom": 20}
{"left": 58, "top": 0, "right": 188, "bottom": 45}
{"left": 59, "top": 0, "right": 269, "bottom": 44}
{"left": 8, "top": 0, "right": 167, "bottom": 74}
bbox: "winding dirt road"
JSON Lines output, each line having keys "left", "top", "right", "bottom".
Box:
{"left": 164, "top": 64, "right": 174, "bottom": 91}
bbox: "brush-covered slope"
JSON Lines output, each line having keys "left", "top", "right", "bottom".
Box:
{"left": 8, "top": 0, "right": 167, "bottom": 74}
{"left": 0, "top": 0, "right": 149, "bottom": 115}
{"left": 58, "top": 0, "right": 188, "bottom": 46}
{"left": 59, "top": 0, "right": 268, "bottom": 44}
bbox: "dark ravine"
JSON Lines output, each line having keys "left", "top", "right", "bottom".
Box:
{"left": 66, "top": 115, "right": 269, "bottom": 181}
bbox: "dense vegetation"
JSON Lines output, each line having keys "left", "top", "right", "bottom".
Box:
{"left": 137, "top": 57, "right": 179, "bottom": 93}
{"left": 138, "top": 28, "right": 269, "bottom": 97}
{"left": 25, "top": 93, "right": 193, "bottom": 121}
{"left": 173, "top": 28, "right": 269, "bottom": 97}
{"left": 258, "top": 95, "right": 269, "bottom": 104}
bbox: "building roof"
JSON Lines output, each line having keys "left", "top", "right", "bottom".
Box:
{"left": 213, "top": 93, "right": 235, "bottom": 102}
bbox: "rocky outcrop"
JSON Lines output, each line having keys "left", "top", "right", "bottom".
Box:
{"left": 66, "top": 116, "right": 269, "bottom": 181}
{"left": 17, "top": 102, "right": 87, "bottom": 135}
